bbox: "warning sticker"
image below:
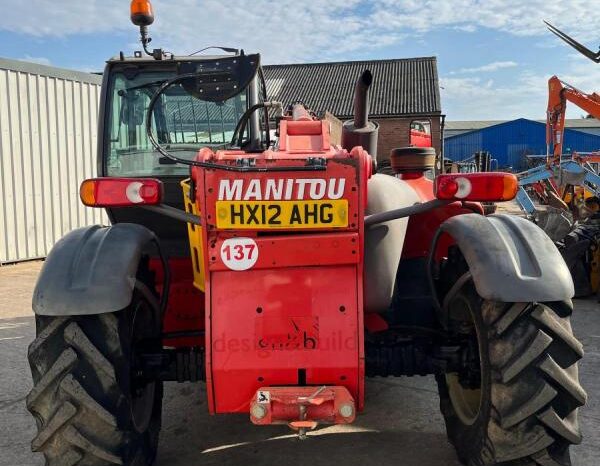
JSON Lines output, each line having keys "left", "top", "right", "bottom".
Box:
{"left": 257, "top": 390, "right": 270, "bottom": 404}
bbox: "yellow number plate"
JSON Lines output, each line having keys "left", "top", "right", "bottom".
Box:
{"left": 215, "top": 200, "right": 348, "bottom": 229}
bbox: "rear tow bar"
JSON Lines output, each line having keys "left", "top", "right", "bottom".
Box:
{"left": 249, "top": 386, "right": 356, "bottom": 439}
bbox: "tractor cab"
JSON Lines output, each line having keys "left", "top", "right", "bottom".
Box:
{"left": 99, "top": 52, "right": 267, "bottom": 255}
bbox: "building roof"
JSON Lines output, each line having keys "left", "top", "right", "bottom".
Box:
{"left": 443, "top": 117, "right": 600, "bottom": 168}
{"left": 446, "top": 118, "right": 600, "bottom": 131}
{"left": 0, "top": 56, "right": 103, "bottom": 85}
{"left": 263, "top": 57, "right": 441, "bottom": 119}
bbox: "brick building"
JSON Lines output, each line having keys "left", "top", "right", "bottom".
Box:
{"left": 263, "top": 57, "right": 442, "bottom": 164}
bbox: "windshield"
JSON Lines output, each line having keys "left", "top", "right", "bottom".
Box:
{"left": 106, "top": 70, "right": 247, "bottom": 176}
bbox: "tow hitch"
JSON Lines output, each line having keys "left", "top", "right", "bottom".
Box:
{"left": 249, "top": 386, "right": 356, "bottom": 438}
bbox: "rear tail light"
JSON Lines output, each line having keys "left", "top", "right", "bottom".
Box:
{"left": 80, "top": 178, "right": 162, "bottom": 207}
{"left": 434, "top": 173, "right": 518, "bottom": 202}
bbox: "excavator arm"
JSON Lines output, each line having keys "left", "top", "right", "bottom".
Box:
{"left": 547, "top": 76, "right": 600, "bottom": 165}
{"left": 545, "top": 21, "right": 600, "bottom": 63}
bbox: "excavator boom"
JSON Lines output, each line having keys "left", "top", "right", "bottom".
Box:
{"left": 547, "top": 76, "right": 600, "bottom": 165}
{"left": 544, "top": 21, "right": 600, "bottom": 63}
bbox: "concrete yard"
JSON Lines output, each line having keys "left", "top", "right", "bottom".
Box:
{"left": 1, "top": 261, "right": 599, "bottom": 466}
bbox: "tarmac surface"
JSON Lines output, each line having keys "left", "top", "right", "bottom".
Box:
{"left": 1, "top": 260, "right": 599, "bottom": 465}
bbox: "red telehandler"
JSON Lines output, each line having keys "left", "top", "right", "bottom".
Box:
{"left": 26, "top": 3, "right": 586, "bottom": 465}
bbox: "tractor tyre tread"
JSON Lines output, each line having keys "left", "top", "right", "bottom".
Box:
{"left": 27, "top": 288, "right": 161, "bottom": 466}
{"left": 438, "top": 296, "right": 585, "bottom": 466}
{"left": 27, "top": 314, "right": 128, "bottom": 465}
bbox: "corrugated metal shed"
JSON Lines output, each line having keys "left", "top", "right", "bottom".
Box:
{"left": 445, "top": 118, "right": 600, "bottom": 138}
{"left": 263, "top": 57, "right": 441, "bottom": 118}
{"left": 444, "top": 118, "right": 600, "bottom": 170}
{"left": 0, "top": 57, "right": 107, "bottom": 264}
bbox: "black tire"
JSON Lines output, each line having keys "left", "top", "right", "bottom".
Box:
{"left": 436, "top": 281, "right": 586, "bottom": 466}
{"left": 27, "top": 282, "right": 163, "bottom": 466}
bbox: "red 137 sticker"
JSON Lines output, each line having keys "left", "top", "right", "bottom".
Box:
{"left": 220, "top": 238, "right": 259, "bottom": 271}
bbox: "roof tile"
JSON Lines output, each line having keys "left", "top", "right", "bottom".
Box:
{"left": 263, "top": 57, "right": 441, "bottom": 119}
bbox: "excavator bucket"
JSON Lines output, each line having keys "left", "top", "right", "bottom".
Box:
{"left": 544, "top": 21, "right": 600, "bottom": 63}
{"left": 535, "top": 206, "right": 574, "bottom": 242}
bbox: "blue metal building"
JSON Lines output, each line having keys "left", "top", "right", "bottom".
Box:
{"left": 444, "top": 118, "right": 600, "bottom": 170}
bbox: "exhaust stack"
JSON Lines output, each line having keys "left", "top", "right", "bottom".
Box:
{"left": 341, "top": 70, "right": 379, "bottom": 162}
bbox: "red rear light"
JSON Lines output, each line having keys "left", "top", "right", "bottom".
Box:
{"left": 434, "top": 173, "right": 518, "bottom": 202}
{"left": 80, "top": 178, "right": 162, "bottom": 207}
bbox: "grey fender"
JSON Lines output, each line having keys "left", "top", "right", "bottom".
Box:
{"left": 364, "top": 174, "right": 421, "bottom": 313}
{"left": 438, "top": 213, "right": 574, "bottom": 302}
{"left": 33, "top": 223, "right": 158, "bottom": 316}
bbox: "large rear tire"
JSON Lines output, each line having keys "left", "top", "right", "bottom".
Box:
{"left": 436, "top": 281, "right": 586, "bottom": 465}
{"left": 27, "top": 282, "right": 163, "bottom": 466}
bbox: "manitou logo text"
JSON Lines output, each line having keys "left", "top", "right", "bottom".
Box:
{"left": 218, "top": 178, "right": 346, "bottom": 201}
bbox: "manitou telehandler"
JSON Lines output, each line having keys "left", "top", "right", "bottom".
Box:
{"left": 26, "top": 2, "right": 586, "bottom": 465}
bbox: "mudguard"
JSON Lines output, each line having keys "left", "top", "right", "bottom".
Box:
{"left": 364, "top": 174, "right": 420, "bottom": 313}
{"left": 33, "top": 223, "right": 158, "bottom": 316}
{"left": 439, "top": 213, "right": 574, "bottom": 302}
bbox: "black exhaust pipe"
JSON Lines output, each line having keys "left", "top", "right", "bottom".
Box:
{"left": 353, "top": 70, "right": 373, "bottom": 129}
{"left": 341, "top": 70, "right": 379, "bottom": 162}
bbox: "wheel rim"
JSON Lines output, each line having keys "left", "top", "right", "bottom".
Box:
{"left": 130, "top": 298, "right": 157, "bottom": 433}
{"left": 446, "top": 373, "right": 481, "bottom": 425}
{"left": 446, "top": 295, "right": 483, "bottom": 426}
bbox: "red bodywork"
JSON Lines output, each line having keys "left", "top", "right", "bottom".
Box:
{"left": 191, "top": 113, "right": 370, "bottom": 416}
{"left": 409, "top": 119, "right": 433, "bottom": 148}
{"left": 152, "top": 258, "right": 205, "bottom": 347}
{"left": 409, "top": 129, "right": 433, "bottom": 148}
{"left": 400, "top": 173, "right": 481, "bottom": 260}
{"left": 155, "top": 110, "right": 473, "bottom": 423}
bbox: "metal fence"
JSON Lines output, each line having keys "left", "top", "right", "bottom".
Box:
{"left": 0, "top": 58, "right": 107, "bottom": 264}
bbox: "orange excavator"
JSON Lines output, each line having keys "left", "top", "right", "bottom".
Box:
{"left": 516, "top": 23, "right": 600, "bottom": 297}
{"left": 516, "top": 22, "right": 600, "bottom": 218}
{"left": 547, "top": 76, "right": 600, "bottom": 166}
{"left": 516, "top": 75, "right": 600, "bottom": 217}
{"left": 544, "top": 21, "right": 600, "bottom": 213}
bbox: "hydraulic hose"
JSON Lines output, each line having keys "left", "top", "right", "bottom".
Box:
{"left": 364, "top": 199, "right": 451, "bottom": 227}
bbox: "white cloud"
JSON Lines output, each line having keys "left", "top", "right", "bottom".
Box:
{"left": 451, "top": 61, "right": 518, "bottom": 74}
{"left": 372, "top": 0, "right": 598, "bottom": 41}
{"left": 19, "top": 55, "right": 51, "bottom": 66}
{"left": 440, "top": 75, "right": 542, "bottom": 120}
{"left": 0, "top": 1, "right": 126, "bottom": 36}
{"left": 148, "top": 0, "right": 372, "bottom": 64}
{"left": 0, "top": 0, "right": 370, "bottom": 64}
{"left": 3, "top": 1, "right": 599, "bottom": 120}
{"left": 441, "top": 54, "right": 600, "bottom": 120}
{"left": 454, "top": 24, "right": 477, "bottom": 33}
{"left": 0, "top": 1, "right": 598, "bottom": 64}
